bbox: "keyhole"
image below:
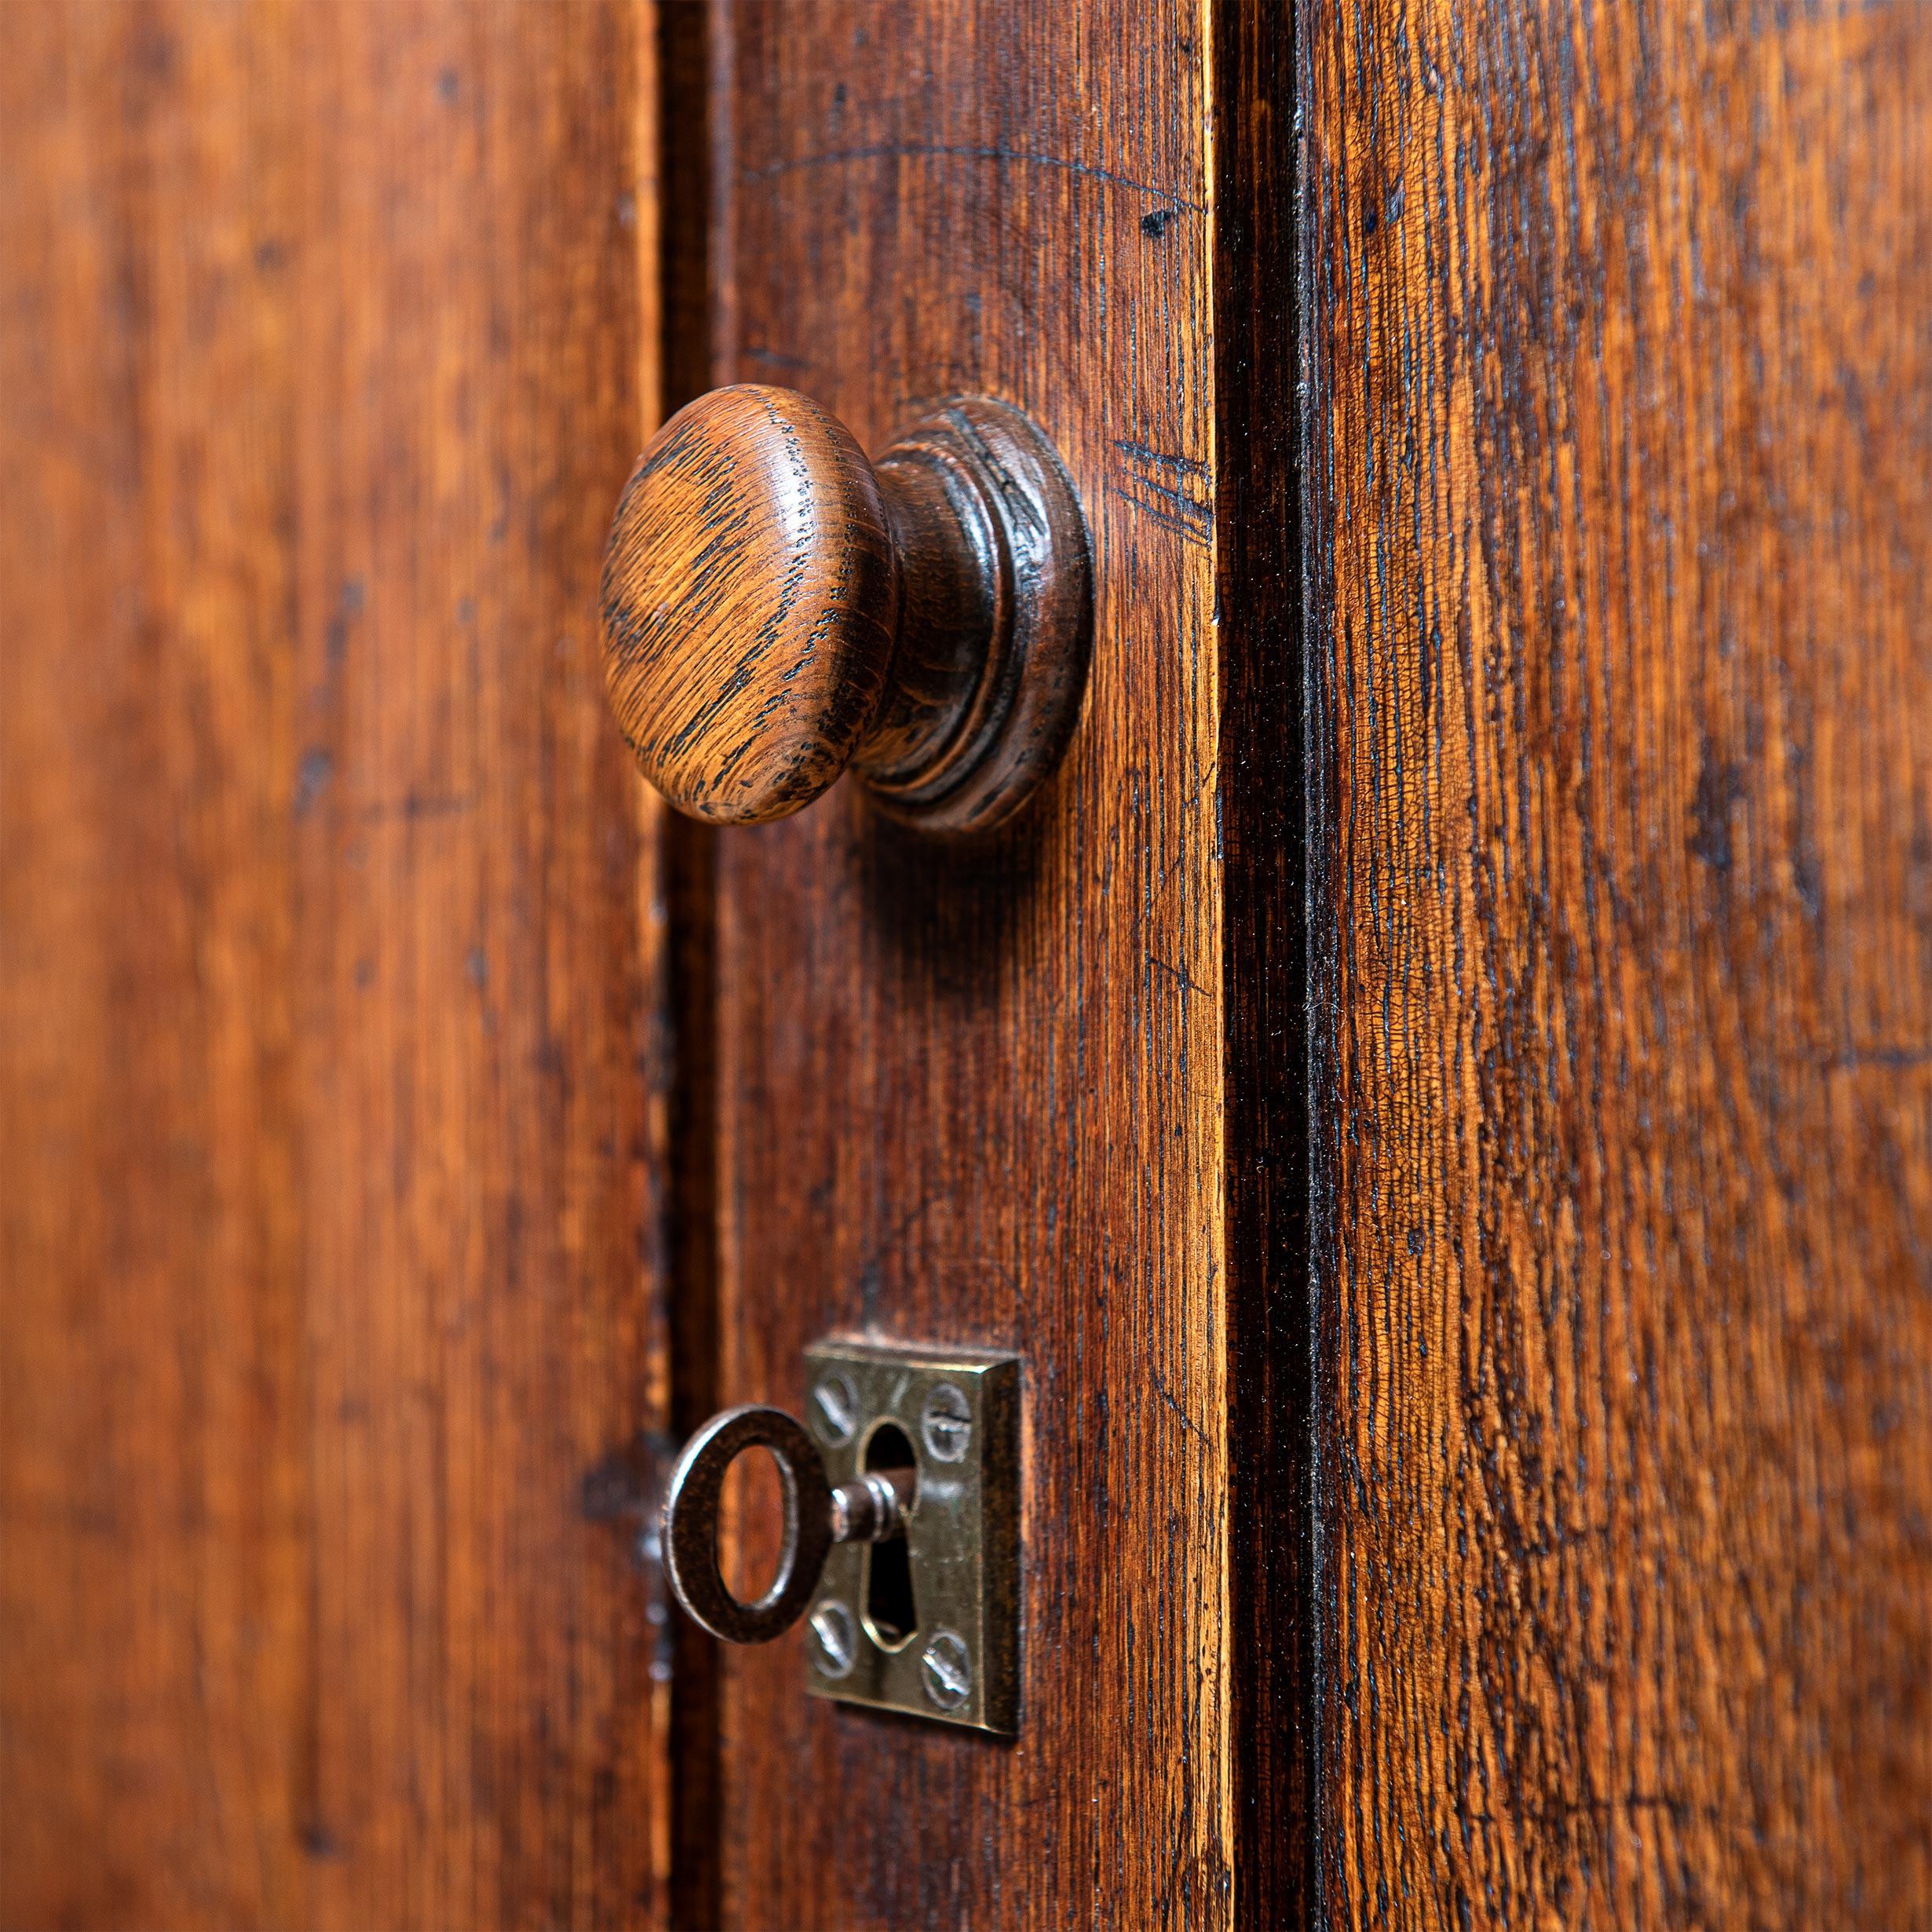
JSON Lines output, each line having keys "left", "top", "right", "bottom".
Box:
{"left": 860, "top": 1422, "right": 919, "bottom": 1650}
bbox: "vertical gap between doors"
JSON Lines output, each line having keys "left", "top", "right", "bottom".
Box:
{"left": 1212, "top": 0, "right": 1318, "bottom": 1924}
{"left": 657, "top": 2, "right": 721, "bottom": 1926}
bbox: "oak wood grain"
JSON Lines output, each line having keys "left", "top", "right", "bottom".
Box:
{"left": 1301, "top": 0, "right": 1932, "bottom": 1923}
{"left": 0, "top": 4, "right": 671, "bottom": 1925}
{"left": 602, "top": 383, "right": 899, "bottom": 826}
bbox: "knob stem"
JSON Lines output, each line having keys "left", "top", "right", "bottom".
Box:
{"left": 852, "top": 449, "right": 999, "bottom": 790}
{"left": 856, "top": 398, "right": 1091, "bottom": 833}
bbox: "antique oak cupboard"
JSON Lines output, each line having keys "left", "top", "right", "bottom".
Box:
{"left": 2, "top": 1, "right": 1927, "bottom": 1928}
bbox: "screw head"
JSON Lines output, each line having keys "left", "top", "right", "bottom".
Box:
{"left": 809, "top": 1598, "right": 858, "bottom": 1679}
{"left": 920, "top": 1629, "right": 972, "bottom": 1711}
{"left": 810, "top": 1372, "right": 859, "bottom": 1447}
{"left": 920, "top": 1382, "right": 971, "bottom": 1463}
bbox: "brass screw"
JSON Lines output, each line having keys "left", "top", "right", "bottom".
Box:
{"left": 810, "top": 1373, "right": 858, "bottom": 1446}
{"left": 920, "top": 1629, "right": 971, "bottom": 1711}
{"left": 920, "top": 1382, "right": 971, "bottom": 1463}
{"left": 809, "top": 1599, "right": 858, "bottom": 1678}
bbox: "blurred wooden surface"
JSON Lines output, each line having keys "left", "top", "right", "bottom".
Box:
{"left": 1302, "top": 0, "right": 1932, "bottom": 1923}
{"left": 0, "top": 4, "right": 671, "bottom": 1926}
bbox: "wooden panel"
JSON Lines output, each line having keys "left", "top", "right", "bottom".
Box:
{"left": 1302, "top": 0, "right": 1932, "bottom": 1924}
{"left": 703, "top": 0, "right": 1296, "bottom": 1925}
{"left": 0, "top": 4, "right": 670, "bottom": 1926}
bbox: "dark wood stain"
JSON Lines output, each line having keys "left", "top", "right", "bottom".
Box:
{"left": 1299, "top": 0, "right": 1932, "bottom": 1923}
{"left": 0, "top": 3, "right": 673, "bottom": 1925}
{"left": 1216, "top": 0, "right": 1313, "bottom": 1925}
{"left": 653, "top": 13, "right": 726, "bottom": 1927}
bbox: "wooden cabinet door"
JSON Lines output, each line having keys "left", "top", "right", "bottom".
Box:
{"left": 1299, "top": 2, "right": 1932, "bottom": 1923}
{"left": 673, "top": 2, "right": 1296, "bottom": 1926}
{"left": 686, "top": 0, "right": 1932, "bottom": 1927}
{"left": 5, "top": 1, "right": 1930, "bottom": 1928}
{"left": 1, "top": 5, "right": 676, "bottom": 1926}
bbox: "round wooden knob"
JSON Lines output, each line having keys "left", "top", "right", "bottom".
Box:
{"left": 601, "top": 385, "right": 1090, "bottom": 831}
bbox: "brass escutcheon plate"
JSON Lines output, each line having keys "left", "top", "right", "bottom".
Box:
{"left": 802, "top": 1338, "right": 1020, "bottom": 1734}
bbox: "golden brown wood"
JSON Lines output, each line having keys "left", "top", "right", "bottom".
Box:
{"left": 0, "top": 3, "right": 673, "bottom": 1926}
{"left": 1302, "top": 0, "right": 1932, "bottom": 1924}
{"left": 601, "top": 385, "right": 1091, "bottom": 831}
